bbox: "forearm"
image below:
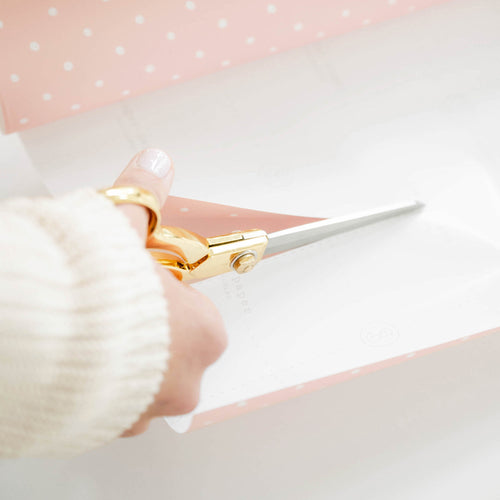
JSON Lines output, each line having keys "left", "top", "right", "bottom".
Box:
{"left": 0, "top": 189, "right": 169, "bottom": 457}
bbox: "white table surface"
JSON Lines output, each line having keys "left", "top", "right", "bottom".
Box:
{"left": 2, "top": 0, "right": 500, "bottom": 498}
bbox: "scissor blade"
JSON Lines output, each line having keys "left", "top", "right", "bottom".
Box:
{"left": 264, "top": 200, "right": 424, "bottom": 256}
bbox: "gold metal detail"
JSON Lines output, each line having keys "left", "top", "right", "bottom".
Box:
{"left": 147, "top": 227, "right": 268, "bottom": 282}
{"left": 99, "top": 185, "right": 268, "bottom": 282}
{"left": 231, "top": 251, "right": 257, "bottom": 274}
{"left": 99, "top": 186, "right": 161, "bottom": 236}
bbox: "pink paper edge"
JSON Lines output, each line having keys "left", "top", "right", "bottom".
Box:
{"left": 184, "top": 325, "right": 499, "bottom": 432}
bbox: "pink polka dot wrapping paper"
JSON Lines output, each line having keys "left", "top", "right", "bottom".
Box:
{"left": 0, "top": 0, "right": 453, "bottom": 134}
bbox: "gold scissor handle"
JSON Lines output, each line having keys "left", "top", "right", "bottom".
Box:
{"left": 99, "top": 186, "right": 161, "bottom": 237}
{"left": 147, "top": 227, "right": 268, "bottom": 282}
{"left": 99, "top": 185, "right": 268, "bottom": 282}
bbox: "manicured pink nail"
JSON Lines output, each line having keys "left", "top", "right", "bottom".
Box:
{"left": 134, "top": 149, "right": 172, "bottom": 178}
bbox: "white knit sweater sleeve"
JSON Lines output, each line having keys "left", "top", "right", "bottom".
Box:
{"left": 0, "top": 189, "right": 169, "bottom": 458}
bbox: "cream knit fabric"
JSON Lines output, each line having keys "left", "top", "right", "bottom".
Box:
{"left": 0, "top": 189, "right": 169, "bottom": 458}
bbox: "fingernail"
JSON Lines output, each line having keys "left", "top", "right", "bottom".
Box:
{"left": 134, "top": 149, "right": 172, "bottom": 178}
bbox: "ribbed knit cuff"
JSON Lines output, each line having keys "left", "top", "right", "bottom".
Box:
{"left": 0, "top": 189, "right": 169, "bottom": 457}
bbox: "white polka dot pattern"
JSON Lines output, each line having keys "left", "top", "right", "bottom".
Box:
{"left": 0, "top": 0, "right": 448, "bottom": 132}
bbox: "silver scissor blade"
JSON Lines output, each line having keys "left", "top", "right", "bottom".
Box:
{"left": 264, "top": 200, "right": 424, "bottom": 256}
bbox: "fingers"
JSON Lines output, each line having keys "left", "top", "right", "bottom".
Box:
{"left": 113, "top": 149, "right": 175, "bottom": 240}
{"left": 152, "top": 268, "right": 228, "bottom": 416}
{"left": 115, "top": 150, "right": 228, "bottom": 438}
{"left": 120, "top": 417, "right": 151, "bottom": 438}
{"left": 121, "top": 270, "right": 228, "bottom": 437}
{"left": 114, "top": 149, "right": 175, "bottom": 205}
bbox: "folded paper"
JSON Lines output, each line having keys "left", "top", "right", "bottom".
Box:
{"left": 167, "top": 159, "right": 500, "bottom": 431}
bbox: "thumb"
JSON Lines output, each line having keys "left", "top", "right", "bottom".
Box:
{"left": 113, "top": 149, "right": 174, "bottom": 240}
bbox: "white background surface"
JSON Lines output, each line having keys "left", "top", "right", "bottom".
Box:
{"left": 2, "top": 0, "right": 500, "bottom": 498}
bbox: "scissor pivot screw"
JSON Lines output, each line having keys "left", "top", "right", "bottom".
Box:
{"left": 231, "top": 251, "right": 257, "bottom": 274}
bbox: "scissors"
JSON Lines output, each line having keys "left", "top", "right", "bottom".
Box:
{"left": 102, "top": 186, "right": 423, "bottom": 282}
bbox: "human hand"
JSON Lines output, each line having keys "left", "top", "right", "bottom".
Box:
{"left": 112, "top": 149, "right": 228, "bottom": 437}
